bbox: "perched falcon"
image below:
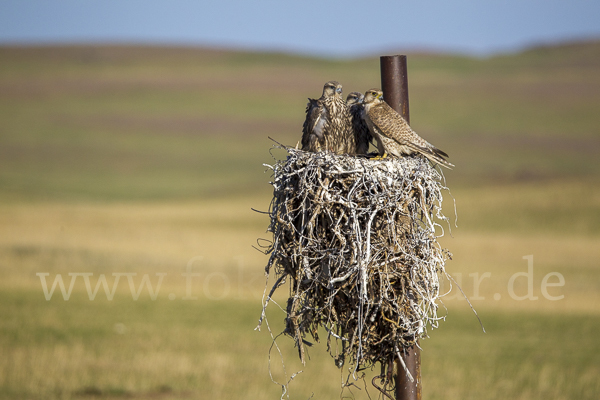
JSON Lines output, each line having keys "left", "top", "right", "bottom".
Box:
{"left": 346, "top": 92, "right": 372, "bottom": 155}
{"left": 362, "top": 89, "right": 454, "bottom": 169}
{"left": 301, "top": 81, "right": 356, "bottom": 154}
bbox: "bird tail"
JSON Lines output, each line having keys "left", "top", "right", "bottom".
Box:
{"left": 424, "top": 148, "right": 454, "bottom": 169}
{"left": 410, "top": 143, "right": 454, "bottom": 169}
{"left": 432, "top": 147, "right": 449, "bottom": 159}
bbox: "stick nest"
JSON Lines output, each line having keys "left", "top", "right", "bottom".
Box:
{"left": 258, "top": 145, "right": 452, "bottom": 373}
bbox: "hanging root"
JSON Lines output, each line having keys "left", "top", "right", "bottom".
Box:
{"left": 257, "top": 143, "right": 453, "bottom": 378}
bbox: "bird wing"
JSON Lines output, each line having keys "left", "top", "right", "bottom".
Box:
{"left": 367, "top": 102, "right": 413, "bottom": 143}
{"left": 368, "top": 102, "right": 454, "bottom": 169}
{"left": 303, "top": 98, "right": 327, "bottom": 138}
{"left": 301, "top": 98, "right": 324, "bottom": 151}
{"left": 302, "top": 98, "right": 317, "bottom": 134}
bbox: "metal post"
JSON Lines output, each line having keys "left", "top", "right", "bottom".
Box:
{"left": 380, "top": 55, "right": 410, "bottom": 123}
{"left": 394, "top": 345, "right": 421, "bottom": 400}
{"left": 380, "top": 54, "right": 422, "bottom": 400}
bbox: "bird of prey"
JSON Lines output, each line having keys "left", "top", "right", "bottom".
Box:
{"left": 362, "top": 89, "right": 454, "bottom": 169}
{"left": 301, "top": 81, "right": 356, "bottom": 154}
{"left": 346, "top": 92, "right": 372, "bottom": 155}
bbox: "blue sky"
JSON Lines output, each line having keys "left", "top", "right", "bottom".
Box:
{"left": 1, "top": 0, "right": 599, "bottom": 57}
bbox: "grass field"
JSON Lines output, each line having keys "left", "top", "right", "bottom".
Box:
{"left": 1, "top": 42, "right": 599, "bottom": 399}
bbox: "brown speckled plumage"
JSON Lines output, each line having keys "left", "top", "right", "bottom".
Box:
{"left": 363, "top": 88, "right": 454, "bottom": 169}
{"left": 301, "top": 81, "right": 356, "bottom": 154}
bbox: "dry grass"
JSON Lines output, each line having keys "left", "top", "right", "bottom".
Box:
{"left": 0, "top": 196, "right": 268, "bottom": 290}
{"left": 1, "top": 43, "right": 599, "bottom": 399}
{"left": 0, "top": 184, "right": 599, "bottom": 398}
{"left": 440, "top": 232, "right": 600, "bottom": 314}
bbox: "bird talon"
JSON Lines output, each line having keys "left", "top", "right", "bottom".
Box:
{"left": 370, "top": 152, "right": 388, "bottom": 161}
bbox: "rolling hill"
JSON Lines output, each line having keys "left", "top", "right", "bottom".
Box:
{"left": 1, "top": 41, "right": 599, "bottom": 201}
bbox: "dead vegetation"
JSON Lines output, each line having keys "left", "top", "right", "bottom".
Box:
{"left": 257, "top": 145, "right": 454, "bottom": 391}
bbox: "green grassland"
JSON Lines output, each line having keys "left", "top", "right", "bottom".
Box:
{"left": 0, "top": 42, "right": 599, "bottom": 399}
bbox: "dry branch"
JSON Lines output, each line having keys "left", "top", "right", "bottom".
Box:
{"left": 257, "top": 144, "right": 453, "bottom": 378}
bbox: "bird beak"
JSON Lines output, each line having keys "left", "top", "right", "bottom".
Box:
{"left": 336, "top": 87, "right": 342, "bottom": 94}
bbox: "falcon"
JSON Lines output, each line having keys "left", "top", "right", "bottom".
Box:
{"left": 346, "top": 92, "right": 372, "bottom": 155}
{"left": 301, "top": 81, "right": 356, "bottom": 154}
{"left": 362, "top": 89, "right": 454, "bottom": 169}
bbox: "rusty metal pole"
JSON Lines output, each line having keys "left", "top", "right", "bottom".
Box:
{"left": 394, "top": 345, "right": 421, "bottom": 400}
{"left": 380, "top": 55, "right": 422, "bottom": 400}
{"left": 380, "top": 55, "right": 410, "bottom": 124}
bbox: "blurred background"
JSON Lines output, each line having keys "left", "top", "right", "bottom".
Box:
{"left": 1, "top": 1, "right": 599, "bottom": 399}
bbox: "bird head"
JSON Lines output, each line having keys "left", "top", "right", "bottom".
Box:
{"left": 346, "top": 91, "right": 364, "bottom": 105}
{"left": 363, "top": 89, "right": 384, "bottom": 105}
{"left": 322, "top": 81, "right": 343, "bottom": 98}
